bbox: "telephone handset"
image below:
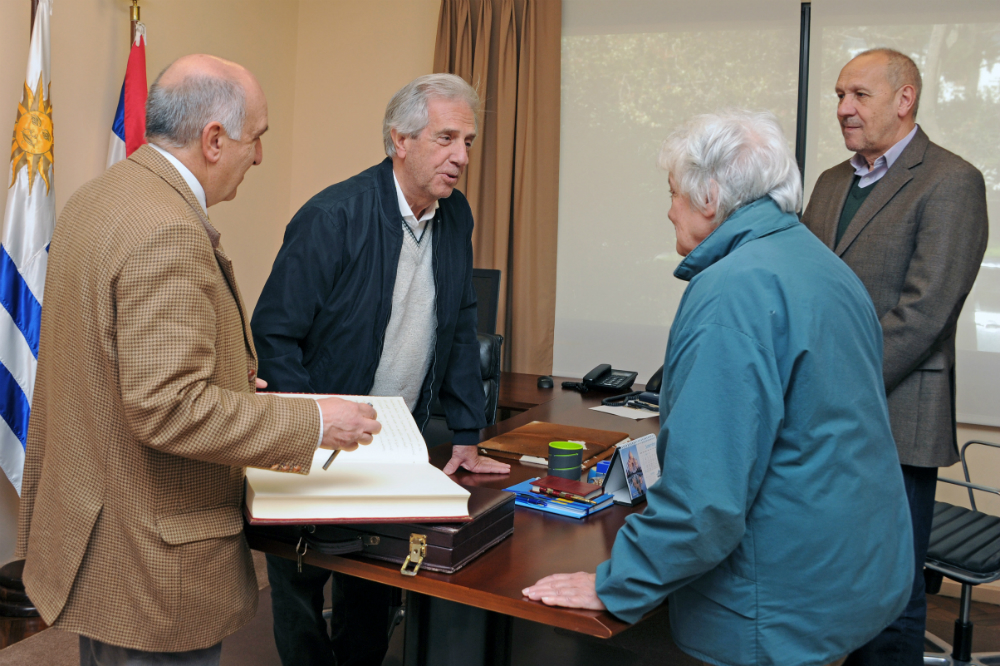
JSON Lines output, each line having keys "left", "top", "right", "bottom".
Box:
{"left": 645, "top": 365, "right": 663, "bottom": 394}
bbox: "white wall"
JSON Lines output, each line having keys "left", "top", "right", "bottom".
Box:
{"left": 553, "top": 0, "right": 802, "bottom": 383}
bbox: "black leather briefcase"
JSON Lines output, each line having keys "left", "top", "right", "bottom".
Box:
{"left": 246, "top": 486, "right": 515, "bottom": 576}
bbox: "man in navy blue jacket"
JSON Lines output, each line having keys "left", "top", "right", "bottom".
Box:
{"left": 251, "top": 74, "right": 509, "bottom": 666}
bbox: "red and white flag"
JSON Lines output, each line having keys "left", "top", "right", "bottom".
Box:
{"left": 106, "top": 22, "right": 147, "bottom": 167}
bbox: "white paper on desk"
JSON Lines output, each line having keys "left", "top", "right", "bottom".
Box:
{"left": 589, "top": 405, "right": 659, "bottom": 420}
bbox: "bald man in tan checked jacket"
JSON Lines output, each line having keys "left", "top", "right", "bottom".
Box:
{"left": 15, "top": 55, "right": 381, "bottom": 665}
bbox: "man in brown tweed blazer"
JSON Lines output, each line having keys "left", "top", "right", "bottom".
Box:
{"left": 15, "top": 55, "right": 381, "bottom": 665}
{"left": 802, "top": 48, "right": 988, "bottom": 665}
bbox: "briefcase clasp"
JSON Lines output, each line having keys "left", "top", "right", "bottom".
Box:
{"left": 400, "top": 534, "right": 427, "bottom": 577}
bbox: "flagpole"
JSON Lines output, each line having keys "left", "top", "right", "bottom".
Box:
{"left": 131, "top": 0, "right": 140, "bottom": 45}
{"left": 30, "top": 0, "right": 38, "bottom": 32}
{"left": 107, "top": 0, "right": 147, "bottom": 166}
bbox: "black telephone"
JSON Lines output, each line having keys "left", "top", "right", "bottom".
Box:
{"left": 580, "top": 364, "right": 638, "bottom": 392}
{"left": 597, "top": 364, "right": 663, "bottom": 409}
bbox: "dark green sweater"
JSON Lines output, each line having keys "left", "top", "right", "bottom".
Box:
{"left": 836, "top": 175, "right": 875, "bottom": 246}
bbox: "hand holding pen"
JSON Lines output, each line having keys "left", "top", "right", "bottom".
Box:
{"left": 315, "top": 398, "right": 381, "bottom": 469}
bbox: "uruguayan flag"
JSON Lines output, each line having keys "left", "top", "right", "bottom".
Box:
{"left": 1, "top": 0, "right": 55, "bottom": 495}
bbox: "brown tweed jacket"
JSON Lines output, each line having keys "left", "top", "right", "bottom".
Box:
{"left": 15, "top": 145, "right": 321, "bottom": 651}
{"left": 801, "top": 128, "right": 988, "bottom": 468}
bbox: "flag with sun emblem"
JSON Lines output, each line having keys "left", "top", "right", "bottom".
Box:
{"left": 1, "top": 0, "right": 55, "bottom": 494}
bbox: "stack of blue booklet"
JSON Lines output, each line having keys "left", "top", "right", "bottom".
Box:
{"left": 503, "top": 477, "right": 614, "bottom": 519}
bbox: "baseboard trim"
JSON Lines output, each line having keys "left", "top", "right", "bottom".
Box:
{"left": 938, "top": 578, "right": 1000, "bottom": 606}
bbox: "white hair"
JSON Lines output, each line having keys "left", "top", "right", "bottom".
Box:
{"left": 658, "top": 109, "right": 802, "bottom": 226}
{"left": 145, "top": 69, "right": 246, "bottom": 148}
{"left": 383, "top": 73, "right": 481, "bottom": 157}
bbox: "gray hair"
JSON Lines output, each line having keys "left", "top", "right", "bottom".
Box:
{"left": 854, "top": 47, "right": 923, "bottom": 119}
{"left": 383, "top": 73, "right": 481, "bottom": 157}
{"left": 145, "top": 68, "right": 246, "bottom": 148}
{"left": 658, "top": 109, "right": 802, "bottom": 226}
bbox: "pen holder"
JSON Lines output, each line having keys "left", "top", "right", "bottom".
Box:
{"left": 548, "top": 441, "right": 584, "bottom": 480}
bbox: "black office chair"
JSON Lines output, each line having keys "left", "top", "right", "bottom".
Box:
{"left": 421, "top": 333, "right": 503, "bottom": 448}
{"left": 471, "top": 268, "right": 501, "bottom": 336}
{"left": 923, "top": 440, "right": 1000, "bottom": 665}
{"left": 422, "top": 268, "right": 504, "bottom": 448}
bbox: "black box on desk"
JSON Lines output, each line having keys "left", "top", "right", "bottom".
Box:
{"left": 246, "top": 486, "right": 514, "bottom": 576}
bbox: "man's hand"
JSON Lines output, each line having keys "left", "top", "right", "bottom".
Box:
{"left": 254, "top": 377, "right": 268, "bottom": 390}
{"left": 316, "top": 398, "right": 381, "bottom": 452}
{"left": 522, "top": 572, "right": 605, "bottom": 611}
{"left": 442, "top": 445, "right": 510, "bottom": 475}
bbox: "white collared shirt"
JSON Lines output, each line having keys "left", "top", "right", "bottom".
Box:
{"left": 850, "top": 124, "right": 919, "bottom": 189}
{"left": 149, "top": 143, "right": 209, "bottom": 216}
{"left": 393, "top": 172, "right": 438, "bottom": 241}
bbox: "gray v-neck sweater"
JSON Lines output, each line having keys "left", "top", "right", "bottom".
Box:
{"left": 370, "top": 222, "right": 437, "bottom": 411}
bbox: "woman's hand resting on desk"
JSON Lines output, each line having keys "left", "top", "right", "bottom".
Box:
{"left": 522, "top": 572, "right": 606, "bottom": 611}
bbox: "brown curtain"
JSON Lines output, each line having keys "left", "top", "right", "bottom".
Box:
{"left": 434, "top": 0, "right": 560, "bottom": 375}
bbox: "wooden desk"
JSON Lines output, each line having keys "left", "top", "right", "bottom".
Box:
{"left": 246, "top": 390, "right": 660, "bottom": 665}
{"left": 497, "top": 372, "right": 647, "bottom": 411}
{"left": 496, "top": 372, "right": 575, "bottom": 411}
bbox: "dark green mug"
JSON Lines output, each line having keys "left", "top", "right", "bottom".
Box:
{"left": 548, "top": 441, "right": 584, "bottom": 480}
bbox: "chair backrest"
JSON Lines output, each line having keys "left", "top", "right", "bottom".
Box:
{"left": 422, "top": 333, "right": 504, "bottom": 448}
{"left": 472, "top": 268, "right": 501, "bottom": 335}
{"left": 926, "top": 440, "right": 1000, "bottom": 586}
{"left": 477, "top": 333, "right": 503, "bottom": 426}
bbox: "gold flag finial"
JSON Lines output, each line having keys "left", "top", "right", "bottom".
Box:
{"left": 130, "top": 0, "right": 140, "bottom": 22}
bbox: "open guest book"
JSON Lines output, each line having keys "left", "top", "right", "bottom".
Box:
{"left": 245, "top": 395, "right": 471, "bottom": 525}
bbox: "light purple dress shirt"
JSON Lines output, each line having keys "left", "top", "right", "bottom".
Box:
{"left": 850, "top": 124, "right": 919, "bottom": 189}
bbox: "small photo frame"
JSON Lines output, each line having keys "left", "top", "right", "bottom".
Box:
{"left": 602, "top": 434, "right": 660, "bottom": 506}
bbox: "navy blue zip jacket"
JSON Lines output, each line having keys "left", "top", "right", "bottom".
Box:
{"left": 250, "top": 158, "right": 486, "bottom": 446}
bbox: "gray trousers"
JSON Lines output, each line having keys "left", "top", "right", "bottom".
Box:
{"left": 79, "top": 636, "right": 222, "bottom": 666}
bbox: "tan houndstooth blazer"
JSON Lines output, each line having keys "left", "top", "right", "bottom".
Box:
{"left": 15, "top": 145, "right": 321, "bottom": 651}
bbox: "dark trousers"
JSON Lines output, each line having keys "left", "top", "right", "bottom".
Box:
{"left": 845, "top": 464, "right": 938, "bottom": 666}
{"left": 266, "top": 553, "right": 393, "bottom": 666}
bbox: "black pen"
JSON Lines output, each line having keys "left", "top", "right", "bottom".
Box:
{"left": 321, "top": 449, "right": 341, "bottom": 471}
{"left": 322, "top": 401, "right": 375, "bottom": 471}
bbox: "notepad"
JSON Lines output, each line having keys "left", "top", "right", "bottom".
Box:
{"left": 504, "top": 478, "right": 614, "bottom": 519}
{"left": 245, "top": 395, "right": 471, "bottom": 524}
